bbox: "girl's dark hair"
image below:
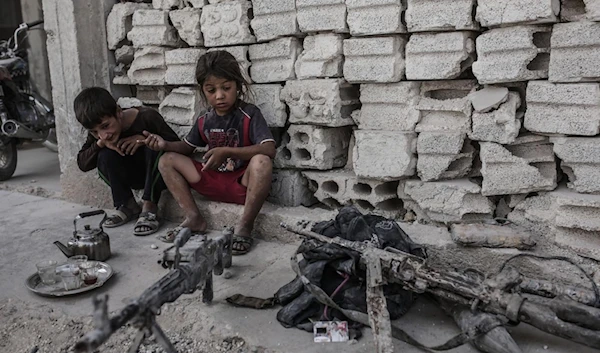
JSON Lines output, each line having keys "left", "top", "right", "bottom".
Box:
{"left": 73, "top": 87, "right": 118, "bottom": 130}
{"left": 195, "top": 50, "right": 253, "bottom": 105}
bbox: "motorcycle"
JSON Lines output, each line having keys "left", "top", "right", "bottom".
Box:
{"left": 0, "top": 20, "right": 58, "bottom": 181}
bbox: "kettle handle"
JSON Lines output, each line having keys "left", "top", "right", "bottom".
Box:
{"left": 74, "top": 210, "right": 107, "bottom": 235}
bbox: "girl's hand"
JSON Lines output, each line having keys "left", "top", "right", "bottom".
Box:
{"left": 202, "top": 147, "right": 230, "bottom": 171}
{"left": 137, "top": 130, "right": 167, "bottom": 151}
{"left": 118, "top": 134, "right": 145, "bottom": 155}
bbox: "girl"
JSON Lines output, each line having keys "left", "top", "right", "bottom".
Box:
{"left": 139, "top": 50, "right": 276, "bottom": 255}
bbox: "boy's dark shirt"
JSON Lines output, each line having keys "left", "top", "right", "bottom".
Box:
{"left": 184, "top": 102, "right": 274, "bottom": 172}
{"left": 77, "top": 107, "right": 180, "bottom": 172}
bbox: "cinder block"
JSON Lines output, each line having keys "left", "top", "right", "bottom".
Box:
{"left": 158, "top": 87, "right": 204, "bottom": 126}
{"left": 106, "top": 2, "right": 151, "bottom": 50}
{"left": 268, "top": 170, "right": 317, "bottom": 207}
{"left": 250, "top": 84, "right": 287, "bottom": 127}
{"left": 524, "top": 81, "right": 600, "bottom": 135}
{"left": 153, "top": 0, "right": 184, "bottom": 10}
{"left": 250, "top": 0, "right": 299, "bottom": 42}
{"left": 249, "top": 38, "right": 302, "bottom": 83}
{"left": 346, "top": 0, "right": 406, "bottom": 36}
{"left": 187, "top": 0, "right": 207, "bottom": 7}
{"left": 405, "top": 0, "right": 478, "bottom": 32}
{"left": 469, "top": 92, "right": 522, "bottom": 144}
{"left": 280, "top": 79, "right": 359, "bottom": 127}
{"left": 115, "top": 45, "right": 135, "bottom": 65}
{"left": 343, "top": 36, "right": 406, "bottom": 83}
{"left": 208, "top": 46, "right": 252, "bottom": 83}
{"left": 136, "top": 86, "right": 171, "bottom": 105}
{"left": 551, "top": 136, "right": 600, "bottom": 193}
{"left": 480, "top": 135, "right": 557, "bottom": 196}
{"left": 472, "top": 26, "right": 551, "bottom": 84}
{"left": 296, "top": 0, "right": 348, "bottom": 33}
{"left": 586, "top": 0, "right": 600, "bottom": 21}
{"left": 169, "top": 8, "right": 203, "bottom": 47}
{"left": 117, "top": 97, "right": 143, "bottom": 109}
{"left": 128, "top": 10, "right": 179, "bottom": 48}
{"left": 417, "top": 133, "right": 474, "bottom": 181}
{"left": 294, "top": 34, "right": 344, "bottom": 79}
{"left": 403, "top": 179, "right": 495, "bottom": 224}
{"left": 353, "top": 130, "right": 417, "bottom": 180}
{"left": 168, "top": 123, "right": 192, "bottom": 140}
{"left": 476, "top": 0, "right": 559, "bottom": 27}
{"left": 549, "top": 21, "right": 600, "bottom": 82}
{"left": 165, "top": 48, "right": 206, "bottom": 85}
{"left": 200, "top": 1, "right": 256, "bottom": 47}
{"left": 406, "top": 32, "right": 476, "bottom": 80}
{"left": 275, "top": 125, "right": 352, "bottom": 170}
{"left": 128, "top": 47, "right": 167, "bottom": 85}
{"left": 554, "top": 186, "right": 600, "bottom": 231}
{"left": 416, "top": 80, "right": 476, "bottom": 133}
{"left": 113, "top": 75, "right": 133, "bottom": 86}
{"left": 355, "top": 82, "right": 420, "bottom": 131}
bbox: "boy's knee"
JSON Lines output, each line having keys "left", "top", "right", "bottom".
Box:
{"left": 158, "top": 152, "right": 177, "bottom": 172}
{"left": 248, "top": 154, "right": 272, "bottom": 173}
{"left": 97, "top": 148, "right": 123, "bottom": 168}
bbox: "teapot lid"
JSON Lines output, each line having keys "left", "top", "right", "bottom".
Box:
{"left": 75, "top": 224, "right": 103, "bottom": 238}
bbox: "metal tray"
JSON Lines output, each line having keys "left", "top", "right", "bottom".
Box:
{"left": 25, "top": 261, "right": 114, "bottom": 297}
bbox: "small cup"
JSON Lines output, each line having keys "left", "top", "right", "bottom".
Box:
{"left": 67, "top": 255, "right": 88, "bottom": 266}
{"left": 79, "top": 261, "right": 99, "bottom": 285}
{"left": 58, "top": 264, "right": 81, "bottom": 290}
{"left": 36, "top": 260, "right": 58, "bottom": 285}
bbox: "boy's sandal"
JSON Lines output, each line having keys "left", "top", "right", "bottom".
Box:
{"left": 157, "top": 226, "right": 183, "bottom": 243}
{"left": 232, "top": 235, "right": 254, "bottom": 256}
{"left": 104, "top": 205, "right": 140, "bottom": 228}
{"left": 133, "top": 212, "right": 160, "bottom": 236}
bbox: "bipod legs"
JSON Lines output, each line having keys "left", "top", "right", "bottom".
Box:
{"left": 128, "top": 312, "right": 177, "bottom": 353}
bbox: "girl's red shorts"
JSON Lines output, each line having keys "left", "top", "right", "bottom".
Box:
{"left": 189, "top": 160, "right": 247, "bottom": 205}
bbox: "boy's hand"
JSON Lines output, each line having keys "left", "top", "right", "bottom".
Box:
{"left": 103, "top": 140, "right": 125, "bottom": 156}
{"left": 117, "top": 135, "right": 144, "bottom": 155}
{"left": 202, "top": 147, "right": 229, "bottom": 171}
{"left": 137, "top": 130, "right": 167, "bottom": 151}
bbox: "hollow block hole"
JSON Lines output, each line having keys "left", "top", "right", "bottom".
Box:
{"left": 295, "top": 132, "right": 310, "bottom": 144}
{"left": 322, "top": 181, "right": 340, "bottom": 194}
{"left": 374, "top": 181, "right": 399, "bottom": 196}
{"left": 296, "top": 148, "right": 312, "bottom": 161}
{"left": 353, "top": 183, "right": 373, "bottom": 195}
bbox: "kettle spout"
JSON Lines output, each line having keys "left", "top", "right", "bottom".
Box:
{"left": 54, "top": 241, "right": 73, "bottom": 258}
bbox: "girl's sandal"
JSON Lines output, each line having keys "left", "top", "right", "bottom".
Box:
{"left": 104, "top": 205, "right": 140, "bottom": 228}
{"left": 232, "top": 235, "right": 254, "bottom": 256}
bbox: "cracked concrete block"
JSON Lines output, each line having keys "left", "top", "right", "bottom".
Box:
{"left": 403, "top": 179, "right": 495, "bottom": 224}
{"left": 153, "top": 0, "right": 184, "bottom": 10}
{"left": 113, "top": 75, "right": 133, "bottom": 86}
{"left": 158, "top": 87, "right": 203, "bottom": 126}
{"left": 268, "top": 170, "right": 317, "bottom": 207}
{"left": 524, "top": 81, "right": 600, "bottom": 135}
{"left": 468, "top": 86, "right": 509, "bottom": 113}
{"left": 469, "top": 92, "right": 522, "bottom": 144}
{"left": 169, "top": 8, "right": 203, "bottom": 47}
{"left": 296, "top": 0, "right": 348, "bottom": 33}
{"left": 115, "top": 45, "right": 135, "bottom": 65}
{"left": 200, "top": 1, "right": 256, "bottom": 47}
{"left": 294, "top": 34, "right": 344, "bottom": 79}
{"left": 128, "top": 10, "right": 179, "bottom": 48}
{"left": 250, "top": 0, "right": 299, "bottom": 42}
{"left": 472, "top": 26, "right": 551, "bottom": 84}
{"left": 343, "top": 36, "right": 406, "bottom": 83}
{"left": 549, "top": 21, "right": 600, "bottom": 82}
{"left": 480, "top": 135, "right": 557, "bottom": 196}
{"left": 406, "top": 32, "right": 476, "bottom": 80}
{"left": 249, "top": 38, "right": 302, "bottom": 83}
{"left": 117, "top": 97, "right": 143, "bottom": 109}
{"left": 165, "top": 48, "right": 206, "bottom": 85}
{"left": 275, "top": 125, "right": 352, "bottom": 170}
{"left": 106, "top": 2, "right": 151, "bottom": 50}
{"left": 208, "top": 46, "right": 252, "bottom": 83}
{"left": 585, "top": 0, "right": 600, "bottom": 20}
{"left": 354, "top": 82, "right": 420, "bottom": 131}
{"left": 281, "top": 79, "right": 359, "bottom": 127}
{"left": 553, "top": 186, "right": 600, "bottom": 232}
{"left": 416, "top": 80, "right": 476, "bottom": 134}
{"left": 551, "top": 136, "right": 600, "bottom": 193}
{"left": 353, "top": 130, "right": 417, "bottom": 180}
{"left": 346, "top": 0, "right": 406, "bottom": 36}
{"left": 168, "top": 123, "right": 193, "bottom": 140}
{"left": 476, "top": 0, "right": 560, "bottom": 27}
{"left": 128, "top": 47, "right": 167, "bottom": 85}
{"left": 405, "top": 0, "right": 477, "bottom": 32}
{"left": 186, "top": 0, "right": 207, "bottom": 7}
{"left": 136, "top": 86, "right": 171, "bottom": 105}
{"left": 417, "top": 134, "right": 474, "bottom": 181}
{"left": 250, "top": 84, "right": 287, "bottom": 127}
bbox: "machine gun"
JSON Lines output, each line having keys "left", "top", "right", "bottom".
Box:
{"left": 282, "top": 222, "right": 600, "bottom": 353}
{"left": 73, "top": 227, "right": 233, "bottom": 353}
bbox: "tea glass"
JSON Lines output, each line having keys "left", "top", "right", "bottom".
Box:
{"left": 67, "top": 255, "right": 88, "bottom": 266}
{"left": 79, "top": 261, "right": 99, "bottom": 285}
{"left": 58, "top": 264, "right": 81, "bottom": 290}
{"left": 35, "top": 260, "right": 58, "bottom": 285}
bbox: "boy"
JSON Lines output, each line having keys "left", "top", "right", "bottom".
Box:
{"left": 139, "top": 51, "right": 275, "bottom": 255}
{"left": 75, "top": 87, "right": 180, "bottom": 236}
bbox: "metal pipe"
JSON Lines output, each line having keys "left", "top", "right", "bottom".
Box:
{"left": 1, "top": 120, "right": 44, "bottom": 140}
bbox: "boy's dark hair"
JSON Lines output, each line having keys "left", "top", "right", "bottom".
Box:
{"left": 73, "top": 87, "right": 118, "bottom": 129}
{"left": 195, "top": 50, "right": 253, "bottom": 105}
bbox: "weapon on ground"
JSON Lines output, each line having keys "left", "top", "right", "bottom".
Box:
{"left": 73, "top": 227, "right": 233, "bottom": 353}
{"left": 281, "top": 222, "right": 600, "bottom": 353}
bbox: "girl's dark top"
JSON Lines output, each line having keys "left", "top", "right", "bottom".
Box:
{"left": 77, "top": 107, "right": 180, "bottom": 172}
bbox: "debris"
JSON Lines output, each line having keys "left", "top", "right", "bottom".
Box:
{"left": 450, "top": 223, "right": 536, "bottom": 250}
{"left": 150, "top": 244, "right": 158, "bottom": 249}
{"left": 469, "top": 86, "right": 509, "bottom": 113}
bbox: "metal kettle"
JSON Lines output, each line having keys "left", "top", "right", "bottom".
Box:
{"left": 54, "top": 210, "right": 111, "bottom": 261}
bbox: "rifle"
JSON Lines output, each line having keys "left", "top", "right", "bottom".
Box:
{"left": 281, "top": 222, "right": 600, "bottom": 353}
{"left": 73, "top": 227, "right": 233, "bottom": 353}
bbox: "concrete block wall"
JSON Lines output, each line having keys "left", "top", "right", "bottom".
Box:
{"left": 101, "top": 0, "right": 600, "bottom": 253}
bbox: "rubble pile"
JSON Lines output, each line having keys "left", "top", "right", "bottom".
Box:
{"left": 106, "top": 0, "right": 600, "bottom": 258}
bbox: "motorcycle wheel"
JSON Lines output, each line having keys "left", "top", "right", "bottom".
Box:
{"left": 0, "top": 139, "right": 17, "bottom": 181}
{"left": 42, "top": 128, "right": 58, "bottom": 153}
